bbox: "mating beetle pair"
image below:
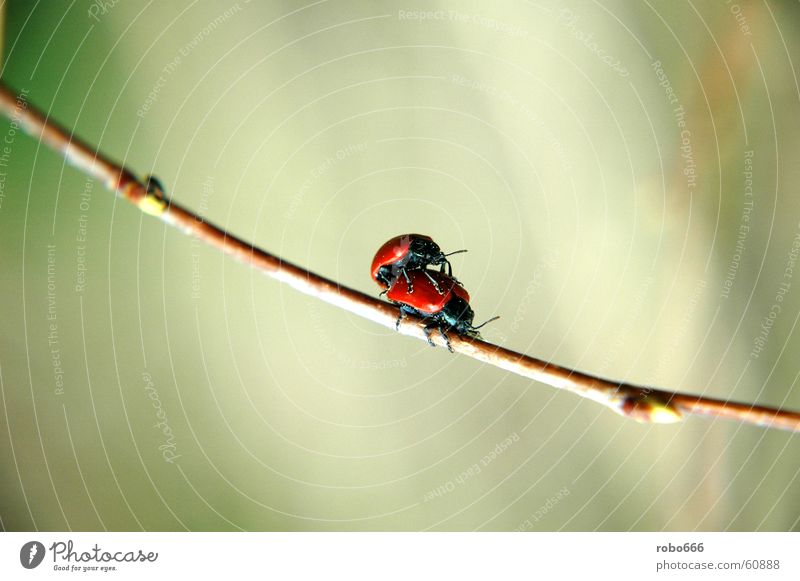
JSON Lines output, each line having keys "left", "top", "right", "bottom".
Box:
{"left": 371, "top": 234, "right": 497, "bottom": 350}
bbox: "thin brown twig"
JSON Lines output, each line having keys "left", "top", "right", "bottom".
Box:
{"left": 1, "top": 81, "right": 799, "bottom": 433}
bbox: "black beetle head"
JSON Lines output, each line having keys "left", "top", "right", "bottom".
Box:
{"left": 408, "top": 237, "right": 446, "bottom": 267}
{"left": 439, "top": 297, "right": 476, "bottom": 334}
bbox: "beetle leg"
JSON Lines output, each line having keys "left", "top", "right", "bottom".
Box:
{"left": 424, "top": 270, "right": 444, "bottom": 294}
{"left": 439, "top": 328, "right": 454, "bottom": 353}
{"left": 423, "top": 324, "right": 437, "bottom": 347}
{"left": 395, "top": 310, "right": 405, "bottom": 331}
{"left": 379, "top": 288, "right": 388, "bottom": 297}
{"left": 402, "top": 269, "right": 413, "bottom": 293}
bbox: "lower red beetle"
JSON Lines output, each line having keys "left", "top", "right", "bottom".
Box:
{"left": 371, "top": 234, "right": 466, "bottom": 293}
{"left": 386, "top": 269, "right": 498, "bottom": 351}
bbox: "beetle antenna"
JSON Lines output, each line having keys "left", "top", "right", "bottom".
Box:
{"left": 443, "top": 249, "right": 468, "bottom": 257}
{"left": 471, "top": 316, "right": 500, "bottom": 330}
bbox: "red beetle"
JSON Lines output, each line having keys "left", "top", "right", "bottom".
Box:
{"left": 386, "top": 269, "right": 497, "bottom": 351}
{"left": 371, "top": 234, "right": 465, "bottom": 292}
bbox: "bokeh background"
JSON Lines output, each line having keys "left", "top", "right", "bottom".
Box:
{"left": 1, "top": 0, "right": 799, "bottom": 531}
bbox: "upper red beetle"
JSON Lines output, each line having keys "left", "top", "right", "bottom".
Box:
{"left": 370, "top": 234, "right": 465, "bottom": 292}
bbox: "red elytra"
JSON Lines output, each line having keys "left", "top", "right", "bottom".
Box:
{"left": 370, "top": 234, "right": 435, "bottom": 286}
{"left": 386, "top": 270, "right": 469, "bottom": 314}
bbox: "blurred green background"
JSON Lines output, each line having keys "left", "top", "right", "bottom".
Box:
{"left": 1, "top": 0, "right": 799, "bottom": 531}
